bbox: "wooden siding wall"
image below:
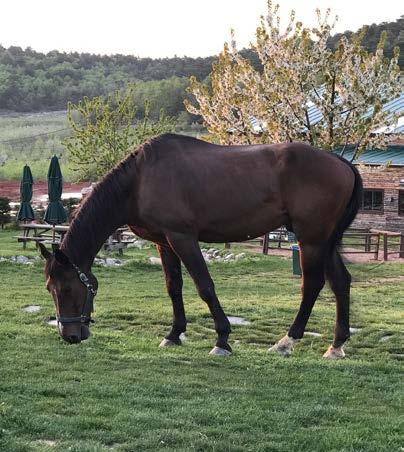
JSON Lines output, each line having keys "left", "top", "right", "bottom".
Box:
{"left": 351, "top": 166, "right": 404, "bottom": 232}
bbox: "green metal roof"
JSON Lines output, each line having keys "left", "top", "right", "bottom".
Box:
{"left": 308, "top": 91, "right": 404, "bottom": 132}
{"left": 339, "top": 145, "right": 404, "bottom": 167}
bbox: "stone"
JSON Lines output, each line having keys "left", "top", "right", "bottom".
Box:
{"left": 379, "top": 335, "right": 393, "bottom": 342}
{"left": 349, "top": 327, "right": 362, "bottom": 334}
{"left": 47, "top": 319, "right": 58, "bottom": 327}
{"left": 16, "top": 255, "right": 29, "bottom": 264}
{"left": 105, "top": 258, "right": 121, "bottom": 266}
{"left": 227, "top": 316, "right": 250, "bottom": 325}
{"left": 149, "top": 257, "right": 162, "bottom": 266}
{"left": 235, "top": 253, "right": 246, "bottom": 260}
{"left": 33, "top": 440, "right": 57, "bottom": 447}
{"left": 133, "top": 239, "right": 146, "bottom": 249}
{"left": 304, "top": 331, "right": 322, "bottom": 337}
{"left": 23, "top": 305, "right": 41, "bottom": 313}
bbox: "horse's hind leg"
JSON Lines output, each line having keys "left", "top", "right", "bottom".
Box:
{"left": 269, "top": 242, "right": 326, "bottom": 356}
{"left": 165, "top": 232, "right": 232, "bottom": 356}
{"left": 157, "top": 244, "right": 187, "bottom": 347}
{"left": 323, "top": 249, "right": 351, "bottom": 359}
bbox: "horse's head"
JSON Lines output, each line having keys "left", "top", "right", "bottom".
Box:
{"left": 39, "top": 243, "right": 98, "bottom": 344}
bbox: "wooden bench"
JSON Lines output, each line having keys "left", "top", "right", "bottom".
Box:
{"left": 14, "top": 235, "right": 60, "bottom": 249}
{"left": 16, "top": 223, "right": 69, "bottom": 249}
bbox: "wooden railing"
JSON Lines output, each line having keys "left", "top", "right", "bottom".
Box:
{"left": 341, "top": 228, "right": 381, "bottom": 260}
{"left": 369, "top": 229, "right": 404, "bottom": 261}
{"left": 230, "top": 227, "right": 404, "bottom": 261}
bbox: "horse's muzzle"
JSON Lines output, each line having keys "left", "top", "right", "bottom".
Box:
{"left": 59, "top": 323, "right": 91, "bottom": 344}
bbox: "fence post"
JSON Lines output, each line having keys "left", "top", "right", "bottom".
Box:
{"left": 383, "top": 233, "right": 388, "bottom": 261}
{"left": 400, "top": 235, "right": 404, "bottom": 259}
{"left": 365, "top": 230, "right": 370, "bottom": 252}
{"left": 262, "top": 233, "right": 269, "bottom": 255}
{"left": 374, "top": 234, "right": 380, "bottom": 260}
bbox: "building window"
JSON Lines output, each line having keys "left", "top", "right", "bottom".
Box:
{"left": 361, "top": 189, "right": 384, "bottom": 212}
{"left": 399, "top": 191, "right": 404, "bottom": 215}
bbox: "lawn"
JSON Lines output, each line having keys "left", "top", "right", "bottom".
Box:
{"left": 0, "top": 112, "right": 73, "bottom": 181}
{"left": 0, "top": 229, "right": 403, "bottom": 451}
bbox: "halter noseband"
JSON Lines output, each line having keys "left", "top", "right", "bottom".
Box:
{"left": 56, "top": 264, "right": 97, "bottom": 325}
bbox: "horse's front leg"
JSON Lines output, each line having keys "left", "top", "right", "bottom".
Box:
{"left": 165, "top": 232, "right": 232, "bottom": 356}
{"left": 157, "top": 244, "right": 187, "bottom": 347}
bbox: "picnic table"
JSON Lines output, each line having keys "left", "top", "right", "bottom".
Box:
{"left": 103, "top": 227, "right": 136, "bottom": 254}
{"left": 16, "top": 224, "right": 137, "bottom": 254}
{"left": 15, "top": 223, "right": 69, "bottom": 249}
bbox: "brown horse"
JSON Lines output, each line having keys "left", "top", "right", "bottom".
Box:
{"left": 39, "top": 133, "right": 362, "bottom": 359}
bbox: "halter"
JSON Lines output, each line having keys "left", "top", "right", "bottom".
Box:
{"left": 56, "top": 264, "right": 97, "bottom": 325}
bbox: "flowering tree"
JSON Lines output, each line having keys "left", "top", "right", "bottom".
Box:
{"left": 185, "top": 2, "right": 401, "bottom": 158}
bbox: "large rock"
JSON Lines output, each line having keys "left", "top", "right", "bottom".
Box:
{"left": 235, "top": 253, "right": 246, "bottom": 260}
{"left": 16, "top": 256, "right": 29, "bottom": 264}
{"left": 149, "top": 257, "right": 162, "bottom": 266}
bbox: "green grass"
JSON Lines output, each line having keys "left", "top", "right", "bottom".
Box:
{"left": 0, "top": 112, "right": 72, "bottom": 181}
{"left": 0, "top": 229, "right": 403, "bottom": 451}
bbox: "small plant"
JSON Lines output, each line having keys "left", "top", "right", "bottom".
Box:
{"left": 62, "top": 197, "right": 81, "bottom": 221}
{"left": 0, "top": 197, "right": 11, "bottom": 229}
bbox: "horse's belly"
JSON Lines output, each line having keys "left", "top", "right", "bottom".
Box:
{"left": 198, "top": 210, "right": 286, "bottom": 243}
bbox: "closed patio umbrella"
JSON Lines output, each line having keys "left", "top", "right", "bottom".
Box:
{"left": 44, "top": 156, "right": 67, "bottom": 242}
{"left": 17, "top": 165, "right": 35, "bottom": 222}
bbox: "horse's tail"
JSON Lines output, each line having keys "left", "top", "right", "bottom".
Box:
{"left": 329, "top": 156, "right": 363, "bottom": 251}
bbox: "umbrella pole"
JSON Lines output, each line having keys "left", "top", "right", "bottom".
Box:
{"left": 52, "top": 225, "right": 57, "bottom": 251}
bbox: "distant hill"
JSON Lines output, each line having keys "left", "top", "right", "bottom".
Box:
{"left": 0, "top": 16, "right": 402, "bottom": 113}
{"left": 327, "top": 16, "right": 404, "bottom": 67}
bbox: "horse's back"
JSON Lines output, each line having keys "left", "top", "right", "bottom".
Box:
{"left": 135, "top": 134, "right": 355, "bottom": 242}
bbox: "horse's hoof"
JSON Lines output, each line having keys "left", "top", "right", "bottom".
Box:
{"left": 323, "top": 345, "right": 345, "bottom": 359}
{"left": 209, "top": 346, "right": 232, "bottom": 356}
{"left": 268, "top": 335, "right": 296, "bottom": 356}
{"left": 159, "top": 338, "right": 181, "bottom": 348}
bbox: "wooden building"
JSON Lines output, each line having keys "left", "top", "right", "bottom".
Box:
{"left": 350, "top": 146, "right": 404, "bottom": 232}
{"left": 338, "top": 93, "right": 404, "bottom": 232}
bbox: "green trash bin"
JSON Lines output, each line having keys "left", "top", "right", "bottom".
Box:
{"left": 291, "top": 245, "right": 302, "bottom": 276}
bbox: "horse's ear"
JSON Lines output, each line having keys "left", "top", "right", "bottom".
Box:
{"left": 54, "top": 249, "right": 70, "bottom": 266}
{"left": 38, "top": 243, "right": 51, "bottom": 260}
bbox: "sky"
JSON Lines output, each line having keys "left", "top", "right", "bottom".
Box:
{"left": 1, "top": 0, "right": 403, "bottom": 58}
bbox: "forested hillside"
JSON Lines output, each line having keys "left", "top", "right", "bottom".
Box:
{"left": 0, "top": 16, "right": 402, "bottom": 114}
{"left": 0, "top": 47, "right": 215, "bottom": 113}
{"left": 328, "top": 16, "right": 403, "bottom": 65}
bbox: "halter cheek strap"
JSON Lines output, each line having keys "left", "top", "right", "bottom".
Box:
{"left": 57, "top": 264, "right": 97, "bottom": 325}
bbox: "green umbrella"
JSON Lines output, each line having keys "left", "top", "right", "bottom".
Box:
{"left": 44, "top": 156, "right": 67, "bottom": 226}
{"left": 17, "top": 165, "right": 35, "bottom": 222}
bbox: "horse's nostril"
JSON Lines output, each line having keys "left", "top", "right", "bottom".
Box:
{"left": 66, "top": 335, "right": 81, "bottom": 344}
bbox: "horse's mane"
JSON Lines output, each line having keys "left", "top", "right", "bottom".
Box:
{"left": 61, "top": 133, "right": 201, "bottom": 264}
{"left": 61, "top": 134, "right": 171, "bottom": 264}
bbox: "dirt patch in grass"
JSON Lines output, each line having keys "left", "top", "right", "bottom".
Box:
{"left": 0, "top": 180, "right": 89, "bottom": 202}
